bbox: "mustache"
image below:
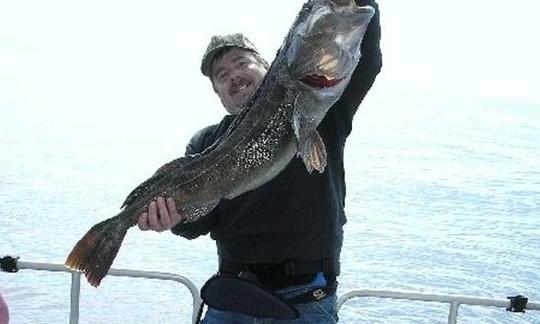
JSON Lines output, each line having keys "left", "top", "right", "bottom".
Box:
{"left": 229, "top": 79, "right": 252, "bottom": 95}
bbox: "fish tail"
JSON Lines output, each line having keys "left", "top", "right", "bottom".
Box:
{"left": 65, "top": 217, "right": 128, "bottom": 287}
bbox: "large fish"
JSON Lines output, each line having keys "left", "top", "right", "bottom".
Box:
{"left": 65, "top": 0, "right": 375, "bottom": 287}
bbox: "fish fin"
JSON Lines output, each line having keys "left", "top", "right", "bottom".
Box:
{"left": 297, "top": 130, "right": 327, "bottom": 173}
{"left": 65, "top": 217, "right": 128, "bottom": 287}
{"left": 292, "top": 93, "right": 327, "bottom": 173}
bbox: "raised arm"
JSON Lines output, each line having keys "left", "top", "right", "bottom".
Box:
{"left": 333, "top": 0, "right": 382, "bottom": 135}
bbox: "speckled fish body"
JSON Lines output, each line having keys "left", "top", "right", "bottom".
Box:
{"left": 65, "top": 0, "right": 375, "bottom": 287}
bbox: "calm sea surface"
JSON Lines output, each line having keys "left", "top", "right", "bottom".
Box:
{"left": 1, "top": 95, "right": 539, "bottom": 323}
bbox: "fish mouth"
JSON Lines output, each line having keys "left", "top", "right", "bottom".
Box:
{"left": 299, "top": 74, "right": 344, "bottom": 89}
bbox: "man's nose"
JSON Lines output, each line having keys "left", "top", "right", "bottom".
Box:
{"left": 229, "top": 70, "right": 241, "bottom": 83}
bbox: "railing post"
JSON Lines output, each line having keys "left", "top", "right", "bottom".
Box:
{"left": 192, "top": 296, "right": 202, "bottom": 324}
{"left": 70, "top": 272, "right": 81, "bottom": 324}
{"left": 448, "top": 301, "right": 460, "bottom": 324}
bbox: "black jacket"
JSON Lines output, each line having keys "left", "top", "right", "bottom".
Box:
{"left": 172, "top": 0, "right": 382, "bottom": 267}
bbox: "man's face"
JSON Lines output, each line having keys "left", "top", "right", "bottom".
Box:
{"left": 211, "top": 48, "right": 267, "bottom": 115}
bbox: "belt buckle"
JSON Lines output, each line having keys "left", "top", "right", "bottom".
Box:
{"left": 312, "top": 288, "right": 327, "bottom": 300}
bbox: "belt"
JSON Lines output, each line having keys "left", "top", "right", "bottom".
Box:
{"left": 287, "top": 280, "right": 338, "bottom": 305}
{"left": 219, "top": 257, "right": 340, "bottom": 276}
{"left": 196, "top": 270, "right": 339, "bottom": 323}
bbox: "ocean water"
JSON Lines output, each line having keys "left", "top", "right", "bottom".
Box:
{"left": 1, "top": 95, "right": 539, "bottom": 323}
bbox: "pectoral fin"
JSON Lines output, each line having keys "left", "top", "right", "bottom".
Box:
{"left": 297, "top": 130, "right": 327, "bottom": 173}
{"left": 292, "top": 92, "right": 328, "bottom": 173}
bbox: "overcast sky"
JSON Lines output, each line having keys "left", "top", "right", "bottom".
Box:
{"left": 1, "top": 0, "right": 539, "bottom": 138}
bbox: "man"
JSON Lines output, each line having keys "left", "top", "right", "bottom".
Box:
{"left": 138, "top": 0, "right": 381, "bottom": 322}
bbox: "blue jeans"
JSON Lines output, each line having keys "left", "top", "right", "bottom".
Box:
{"left": 201, "top": 284, "right": 339, "bottom": 324}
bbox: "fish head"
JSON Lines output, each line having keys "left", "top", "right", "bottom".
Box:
{"left": 286, "top": 0, "right": 375, "bottom": 97}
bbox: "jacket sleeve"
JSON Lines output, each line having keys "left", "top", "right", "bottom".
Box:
{"left": 170, "top": 126, "right": 220, "bottom": 239}
{"left": 333, "top": 0, "right": 382, "bottom": 136}
{"left": 185, "top": 126, "right": 215, "bottom": 155}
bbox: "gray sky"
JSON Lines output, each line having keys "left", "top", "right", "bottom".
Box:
{"left": 1, "top": 0, "right": 539, "bottom": 139}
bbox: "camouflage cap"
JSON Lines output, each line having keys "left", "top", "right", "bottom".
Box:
{"left": 200, "top": 33, "right": 259, "bottom": 77}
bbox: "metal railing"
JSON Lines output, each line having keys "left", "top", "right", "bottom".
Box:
{"left": 337, "top": 289, "right": 540, "bottom": 324}
{"left": 2, "top": 256, "right": 539, "bottom": 324}
{"left": 0, "top": 257, "right": 201, "bottom": 324}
